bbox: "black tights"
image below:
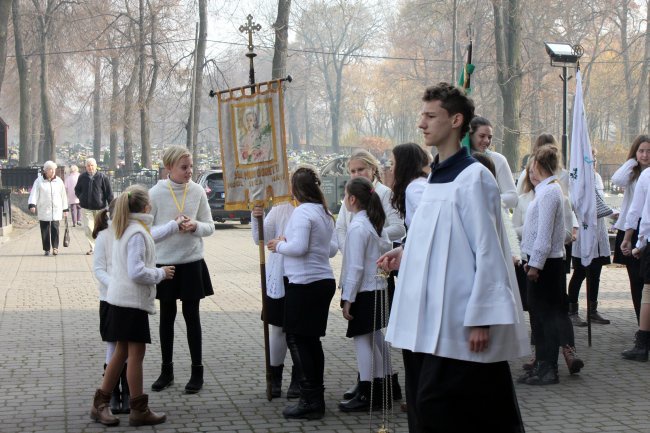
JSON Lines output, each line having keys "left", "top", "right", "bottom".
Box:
{"left": 286, "top": 333, "right": 324, "bottom": 387}
{"left": 568, "top": 261, "right": 603, "bottom": 303}
{"left": 159, "top": 299, "right": 202, "bottom": 365}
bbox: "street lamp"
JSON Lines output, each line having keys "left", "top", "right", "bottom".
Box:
{"left": 544, "top": 42, "right": 583, "bottom": 164}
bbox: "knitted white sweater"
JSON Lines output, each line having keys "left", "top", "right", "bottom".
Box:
{"left": 149, "top": 179, "right": 215, "bottom": 264}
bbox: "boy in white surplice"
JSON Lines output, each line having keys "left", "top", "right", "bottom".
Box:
{"left": 378, "top": 83, "right": 529, "bottom": 433}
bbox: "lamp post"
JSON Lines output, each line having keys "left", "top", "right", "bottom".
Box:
{"left": 544, "top": 42, "right": 583, "bottom": 165}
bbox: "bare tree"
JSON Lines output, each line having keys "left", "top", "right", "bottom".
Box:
{"left": 492, "top": 0, "right": 522, "bottom": 169}
{"left": 92, "top": 53, "right": 102, "bottom": 161}
{"left": 13, "top": 0, "right": 32, "bottom": 165}
{"left": 272, "top": 0, "right": 291, "bottom": 80}
{"left": 138, "top": 0, "right": 159, "bottom": 169}
{"left": 0, "top": 0, "right": 11, "bottom": 98}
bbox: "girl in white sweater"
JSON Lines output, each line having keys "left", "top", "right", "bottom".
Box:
{"left": 90, "top": 185, "right": 179, "bottom": 427}
{"left": 338, "top": 177, "right": 392, "bottom": 413}
{"left": 149, "top": 145, "right": 215, "bottom": 394}
{"left": 267, "top": 166, "right": 338, "bottom": 420}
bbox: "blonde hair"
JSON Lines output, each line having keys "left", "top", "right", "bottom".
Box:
{"left": 112, "top": 185, "right": 150, "bottom": 239}
{"left": 162, "top": 145, "right": 192, "bottom": 169}
{"left": 521, "top": 157, "right": 535, "bottom": 193}
{"left": 348, "top": 149, "right": 382, "bottom": 182}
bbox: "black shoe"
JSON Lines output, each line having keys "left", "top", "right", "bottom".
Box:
{"left": 589, "top": 301, "right": 611, "bottom": 324}
{"left": 287, "top": 365, "right": 300, "bottom": 399}
{"left": 110, "top": 383, "right": 121, "bottom": 414}
{"left": 622, "top": 330, "right": 650, "bottom": 361}
{"left": 185, "top": 364, "right": 204, "bottom": 394}
{"left": 525, "top": 361, "right": 559, "bottom": 385}
{"left": 342, "top": 373, "right": 359, "bottom": 400}
{"left": 269, "top": 365, "right": 283, "bottom": 398}
{"left": 151, "top": 362, "right": 174, "bottom": 391}
{"left": 339, "top": 381, "right": 370, "bottom": 412}
{"left": 283, "top": 385, "right": 325, "bottom": 420}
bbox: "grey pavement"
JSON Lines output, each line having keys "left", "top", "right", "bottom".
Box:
{"left": 0, "top": 223, "right": 648, "bottom": 433}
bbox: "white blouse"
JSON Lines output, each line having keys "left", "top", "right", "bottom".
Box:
{"left": 486, "top": 150, "right": 518, "bottom": 209}
{"left": 612, "top": 158, "right": 641, "bottom": 231}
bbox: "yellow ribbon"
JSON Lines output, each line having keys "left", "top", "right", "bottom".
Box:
{"left": 167, "top": 180, "right": 188, "bottom": 214}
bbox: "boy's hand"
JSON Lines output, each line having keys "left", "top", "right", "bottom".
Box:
{"left": 469, "top": 327, "right": 489, "bottom": 352}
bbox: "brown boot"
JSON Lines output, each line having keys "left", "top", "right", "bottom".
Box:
{"left": 562, "top": 345, "right": 585, "bottom": 374}
{"left": 128, "top": 394, "right": 166, "bottom": 426}
{"left": 90, "top": 389, "right": 119, "bottom": 426}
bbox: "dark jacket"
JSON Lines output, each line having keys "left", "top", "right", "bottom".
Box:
{"left": 74, "top": 171, "right": 114, "bottom": 210}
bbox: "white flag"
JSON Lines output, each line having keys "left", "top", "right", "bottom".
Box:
{"left": 569, "top": 70, "right": 597, "bottom": 267}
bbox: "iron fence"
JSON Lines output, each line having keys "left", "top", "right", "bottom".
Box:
{"left": 108, "top": 169, "right": 159, "bottom": 194}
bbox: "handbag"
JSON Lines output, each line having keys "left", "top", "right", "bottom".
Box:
{"left": 63, "top": 216, "right": 70, "bottom": 247}
{"left": 595, "top": 188, "right": 612, "bottom": 219}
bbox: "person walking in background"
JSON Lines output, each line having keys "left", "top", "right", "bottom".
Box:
{"left": 612, "top": 135, "right": 650, "bottom": 323}
{"left": 28, "top": 161, "right": 69, "bottom": 256}
{"left": 267, "top": 166, "right": 338, "bottom": 421}
{"left": 149, "top": 145, "right": 215, "bottom": 395}
{"left": 65, "top": 164, "right": 82, "bottom": 226}
{"left": 75, "top": 158, "right": 114, "bottom": 255}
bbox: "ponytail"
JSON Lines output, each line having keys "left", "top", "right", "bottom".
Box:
{"left": 345, "top": 177, "right": 386, "bottom": 236}
{"left": 92, "top": 199, "right": 116, "bottom": 239}
{"left": 112, "top": 185, "right": 149, "bottom": 239}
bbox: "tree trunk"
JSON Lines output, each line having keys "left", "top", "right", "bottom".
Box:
{"left": 93, "top": 55, "right": 102, "bottom": 161}
{"left": 139, "top": 0, "right": 159, "bottom": 169}
{"left": 123, "top": 60, "right": 138, "bottom": 171}
{"left": 272, "top": 0, "right": 291, "bottom": 80}
{"left": 38, "top": 23, "right": 55, "bottom": 162}
{"left": 0, "top": 0, "right": 11, "bottom": 98}
{"left": 13, "top": 0, "right": 32, "bottom": 166}
{"left": 492, "top": 0, "right": 522, "bottom": 170}
{"left": 187, "top": 0, "right": 206, "bottom": 166}
{"left": 109, "top": 55, "right": 119, "bottom": 170}
{"left": 138, "top": 0, "right": 146, "bottom": 168}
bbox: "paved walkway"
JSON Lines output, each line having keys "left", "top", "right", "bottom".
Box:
{"left": 0, "top": 223, "right": 648, "bottom": 433}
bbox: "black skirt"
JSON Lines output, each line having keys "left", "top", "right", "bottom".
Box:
{"left": 103, "top": 304, "right": 151, "bottom": 344}
{"left": 284, "top": 279, "right": 336, "bottom": 337}
{"left": 261, "top": 291, "right": 286, "bottom": 328}
{"left": 614, "top": 229, "right": 639, "bottom": 266}
{"left": 156, "top": 259, "right": 214, "bottom": 301}
{"left": 346, "top": 290, "right": 387, "bottom": 338}
{"left": 99, "top": 300, "right": 113, "bottom": 342}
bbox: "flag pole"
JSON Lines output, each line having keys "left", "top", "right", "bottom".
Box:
{"left": 239, "top": 14, "right": 273, "bottom": 401}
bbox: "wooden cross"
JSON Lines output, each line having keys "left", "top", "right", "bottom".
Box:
{"left": 239, "top": 14, "right": 261, "bottom": 52}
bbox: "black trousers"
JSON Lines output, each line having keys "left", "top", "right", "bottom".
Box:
{"left": 627, "top": 259, "right": 644, "bottom": 324}
{"left": 402, "top": 350, "right": 525, "bottom": 433}
{"left": 568, "top": 258, "right": 604, "bottom": 303}
{"left": 286, "top": 334, "right": 324, "bottom": 388}
{"left": 528, "top": 257, "right": 571, "bottom": 362}
{"left": 39, "top": 220, "right": 59, "bottom": 251}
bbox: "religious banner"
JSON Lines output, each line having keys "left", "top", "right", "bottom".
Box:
{"left": 217, "top": 80, "right": 291, "bottom": 210}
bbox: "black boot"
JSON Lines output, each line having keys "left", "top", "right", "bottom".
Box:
{"left": 339, "top": 381, "right": 371, "bottom": 412}
{"left": 185, "top": 364, "right": 204, "bottom": 394}
{"left": 524, "top": 361, "right": 559, "bottom": 385}
{"left": 282, "top": 384, "right": 325, "bottom": 420}
{"left": 110, "top": 380, "right": 121, "bottom": 414}
{"left": 120, "top": 363, "right": 130, "bottom": 414}
{"left": 269, "top": 365, "right": 283, "bottom": 398}
{"left": 151, "top": 362, "right": 174, "bottom": 392}
{"left": 342, "top": 372, "right": 360, "bottom": 400}
{"left": 390, "top": 373, "right": 402, "bottom": 401}
{"left": 568, "top": 302, "right": 587, "bottom": 327}
{"left": 287, "top": 365, "right": 300, "bottom": 399}
{"left": 589, "top": 301, "right": 611, "bottom": 324}
{"left": 622, "top": 330, "right": 650, "bottom": 361}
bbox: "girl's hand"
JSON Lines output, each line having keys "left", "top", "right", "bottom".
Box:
{"left": 175, "top": 215, "right": 189, "bottom": 230}
{"left": 342, "top": 301, "right": 353, "bottom": 321}
{"left": 267, "top": 238, "right": 280, "bottom": 252}
{"left": 183, "top": 219, "right": 198, "bottom": 232}
{"left": 632, "top": 248, "right": 641, "bottom": 259}
{"left": 252, "top": 205, "right": 264, "bottom": 218}
{"left": 469, "top": 327, "right": 490, "bottom": 352}
{"left": 30, "top": 207, "right": 35, "bottom": 214}
{"left": 621, "top": 239, "right": 632, "bottom": 256}
{"left": 376, "top": 247, "right": 403, "bottom": 272}
{"left": 162, "top": 266, "right": 175, "bottom": 280}
{"left": 527, "top": 266, "right": 539, "bottom": 282}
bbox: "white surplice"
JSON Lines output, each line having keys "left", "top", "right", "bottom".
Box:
{"left": 385, "top": 163, "right": 530, "bottom": 362}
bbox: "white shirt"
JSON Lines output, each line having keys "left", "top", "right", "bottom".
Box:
{"left": 336, "top": 181, "right": 405, "bottom": 251}
{"left": 251, "top": 202, "right": 294, "bottom": 298}
{"left": 386, "top": 163, "right": 529, "bottom": 362}
{"left": 339, "top": 211, "right": 392, "bottom": 302}
{"left": 512, "top": 190, "right": 534, "bottom": 241}
{"left": 521, "top": 176, "right": 565, "bottom": 269}
{"left": 276, "top": 203, "right": 337, "bottom": 284}
{"left": 487, "top": 150, "right": 518, "bottom": 209}
{"left": 405, "top": 177, "right": 428, "bottom": 228}
{"left": 612, "top": 158, "right": 641, "bottom": 231}
{"left": 624, "top": 166, "right": 650, "bottom": 231}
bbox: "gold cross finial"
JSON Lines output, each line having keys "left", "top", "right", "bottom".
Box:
{"left": 239, "top": 14, "right": 261, "bottom": 52}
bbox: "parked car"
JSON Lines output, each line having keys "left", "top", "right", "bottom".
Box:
{"left": 196, "top": 169, "right": 250, "bottom": 224}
